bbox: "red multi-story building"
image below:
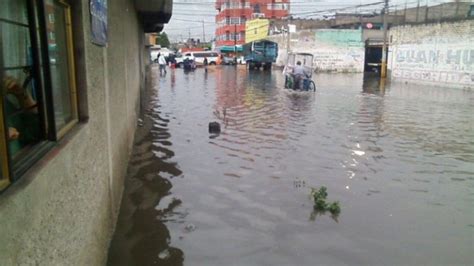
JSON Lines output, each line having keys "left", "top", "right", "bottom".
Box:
{"left": 215, "top": 0, "right": 290, "bottom": 50}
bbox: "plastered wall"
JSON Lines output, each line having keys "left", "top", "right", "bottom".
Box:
{"left": 270, "top": 29, "right": 365, "bottom": 73}
{"left": 0, "top": 0, "right": 146, "bottom": 264}
{"left": 388, "top": 20, "right": 474, "bottom": 89}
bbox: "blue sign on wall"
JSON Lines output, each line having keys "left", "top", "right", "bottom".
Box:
{"left": 90, "top": 0, "right": 107, "bottom": 46}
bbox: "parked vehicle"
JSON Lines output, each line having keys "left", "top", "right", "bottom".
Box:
{"left": 193, "top": 51, "right": 219, "bottom": 65}
{"left": 150, "top": 46, "right": 160, "bottom": 62}
{"left": 222, "top": 56, "right": 236, "bottom": 65}
{"left": 236, "top": 56, "right": 246, "bottom": 65}
{"left": 243, "top": 40, "right": 278, "bottom": 70}
{"left": 176, "top": 51, "right": 219, "bottom": 67}
{"left": 150, "top": 46, "right": 174, "bottom": 63}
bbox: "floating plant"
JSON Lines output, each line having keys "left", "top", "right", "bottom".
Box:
{"left": 310, "top": 186, "right": 341, "bottom": 219}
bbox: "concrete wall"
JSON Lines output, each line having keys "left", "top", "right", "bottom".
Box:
{"left": 392, "top": 2, "right": 472, "bottom": 23}
{"left": 0, "top": 0, "right": 146, "bottom": 265}
{"left": 270, "top": 29, "right": 365, "bottom": 72}
{"left": 271, "top": 2, "right": 472, "bottom": 32}
{"left": 388, "top": 20, "right": 474, "bottom": 89}
{"left": 270, "top": 18, "right": 331, "bottom": 32}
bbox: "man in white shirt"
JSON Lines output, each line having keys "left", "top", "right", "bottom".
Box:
{"left": 158, "top": 53, "right": 167, "bottom": 75}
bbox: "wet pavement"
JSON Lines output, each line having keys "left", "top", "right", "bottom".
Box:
{"left": 107, "top": 66, "right": 474, "bottom": 266}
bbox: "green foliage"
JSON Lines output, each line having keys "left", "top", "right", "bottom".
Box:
{"left": 327, "top": 201, "right": 341, "bottom": 215}
{"left": 315, "top": 198, "right": 327, "bottom": 210}
{"left": 311, "top": 186, "right": 327, "bottom": 201}
{"left": 156, "top": 32, "right": 170, "bottom": 48}
{"left": 310, "top": 186, "right": 341, "bottom": 218}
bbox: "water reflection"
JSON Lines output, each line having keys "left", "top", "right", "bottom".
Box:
{"left": 107, "top": 72, "right": 184, "bottom": 266}
{"left": 362, "top": 73, "right": 386, "bottom": 95}
{"left": 110, "top": 67, "right": 474, "bottom": 266}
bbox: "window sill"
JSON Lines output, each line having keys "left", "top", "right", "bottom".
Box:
{"left": 0, "top": 122, "right": 86, "bottom": 197}
{"left": 0, "top": 179, "right": 10, "bottom": 191}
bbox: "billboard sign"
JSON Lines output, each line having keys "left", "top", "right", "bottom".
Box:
{"left": 245, "top": 19, "right": 269, "bottom": 43}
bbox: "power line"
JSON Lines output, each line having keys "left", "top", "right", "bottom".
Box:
{"left": 171, "top": 18, "right": 216, "bottom": 24}
{"left": 167, "top": 0, "right": 457, "bottom": 37}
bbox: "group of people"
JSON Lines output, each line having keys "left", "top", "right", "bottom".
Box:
{"left": 155, "top": 53, "right": 210, "bottom": 75}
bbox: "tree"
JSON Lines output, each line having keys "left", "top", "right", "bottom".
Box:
{"left": 156, "top": 32, "right": 170, "bottom": 47}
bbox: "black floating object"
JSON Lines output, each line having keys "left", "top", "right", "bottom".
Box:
{"left": 209, "top": 122, "right": 221, "bottom": 134}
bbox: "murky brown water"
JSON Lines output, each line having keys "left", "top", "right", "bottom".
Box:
{"left": 108, "top": 66, "right": 474, "bottom": 266}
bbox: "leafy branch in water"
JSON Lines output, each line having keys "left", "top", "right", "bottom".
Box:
{"left": 310, "top": 186, "right": 341, "bottom": 218}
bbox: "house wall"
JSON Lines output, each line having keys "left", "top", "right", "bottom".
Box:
{"left": 270, "top": 29, "right": 365, "bottom": 73}
{"left": 0, "top": 0, "right": 146, "bottom": 265}
{"left": 388, "top": 20, "right": 474, "bottom": 89}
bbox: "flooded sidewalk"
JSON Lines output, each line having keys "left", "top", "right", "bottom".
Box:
{"left": 107, "top": 66, "right": 474, "bottom": 266}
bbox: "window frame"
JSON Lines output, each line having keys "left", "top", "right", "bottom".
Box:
{"left": 0, "top": 90, "right": 10, "bottom": 190}
{"left": 0, "top": 0, "right": 79, "bottom": 190}
{"left": 51, "top": 0, "right": 78, "bottom": 139}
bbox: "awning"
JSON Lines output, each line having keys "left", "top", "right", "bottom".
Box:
{"left": 135, "top": 0, "right": 173, "bottom": 33}
{"left": 219, "top": 46, "right": 243, "bottom": 52}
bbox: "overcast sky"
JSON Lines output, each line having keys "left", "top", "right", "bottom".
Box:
{"left": 163, "top": 0, "right": 458, "bottom": 42}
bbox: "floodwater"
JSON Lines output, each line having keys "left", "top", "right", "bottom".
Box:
{"left": 107, "top": 66, "right": 474, "bottom": 266}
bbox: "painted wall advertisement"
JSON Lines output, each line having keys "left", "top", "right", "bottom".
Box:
{"left": 390, "top": 41, "right": 473, "bottom": 86}
{"left": 90, "top": 0, "right": 107, "bottom": 46}
{"left": 387, "top": 21, "right": 474, "bottom": 87}
{"left": 312, "top": 29, "right": 365, "bottom": 72}
{"left": 245, "top": 19, "right": 269, "bottom": 43}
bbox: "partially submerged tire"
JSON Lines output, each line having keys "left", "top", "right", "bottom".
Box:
{"left": 309, "top": 80, "right": 316, "bottom": 91}
{"left": 285, "top": 75, "right": 294, "bottom": 89}
{"left": 247, "top": 61, "right": 255, "bottom": 70}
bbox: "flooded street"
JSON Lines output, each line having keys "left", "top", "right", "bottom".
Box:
{"left": 108, "top": 66, "right": 474, "bottom": 266}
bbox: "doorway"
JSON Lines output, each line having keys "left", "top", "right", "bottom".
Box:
{"left": 364, "top": 45, "right": 383, "bottom": 73}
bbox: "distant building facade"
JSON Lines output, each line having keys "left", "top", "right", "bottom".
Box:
{"left": 215, "top": 0, "right": 290, "bottom": 50}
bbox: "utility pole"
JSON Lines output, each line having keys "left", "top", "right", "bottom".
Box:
{"left": 234, "top": 23, "right": 237, "bottom": 54}
{"left": 286, "top": 2, "right": 291, "bottom": 58}
{"left": 455, "top": 0, "right": 460, "bottom": 18}
{"left": 415, "top": 0, "right": 420, "bottom": 22}
{"left": 286, "top": 25, "right": 291, "bottom": 54}
{"left": 403, "top": 0, "right": 407, "bottom": 24}
{"left": 381, "top": 0, "right": 389, "bottom": 79}
{"left": 202, "top": 20, "right": 206, "bottom": 43}
{"left": 424, "top": 0, "right": 429, "bottom": 23}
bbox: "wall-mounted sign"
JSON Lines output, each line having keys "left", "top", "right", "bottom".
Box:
{"left": 288, "top": 24, "right": 296, "bottom": 33}
{"left": 366, "top": 23, "right": 373, "bottom": 29}
{"left": 90, "top": 0, "right": 107, "bottom": 46}
{"left": 245, "top": 19, "right": 269, "bottom": 43}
